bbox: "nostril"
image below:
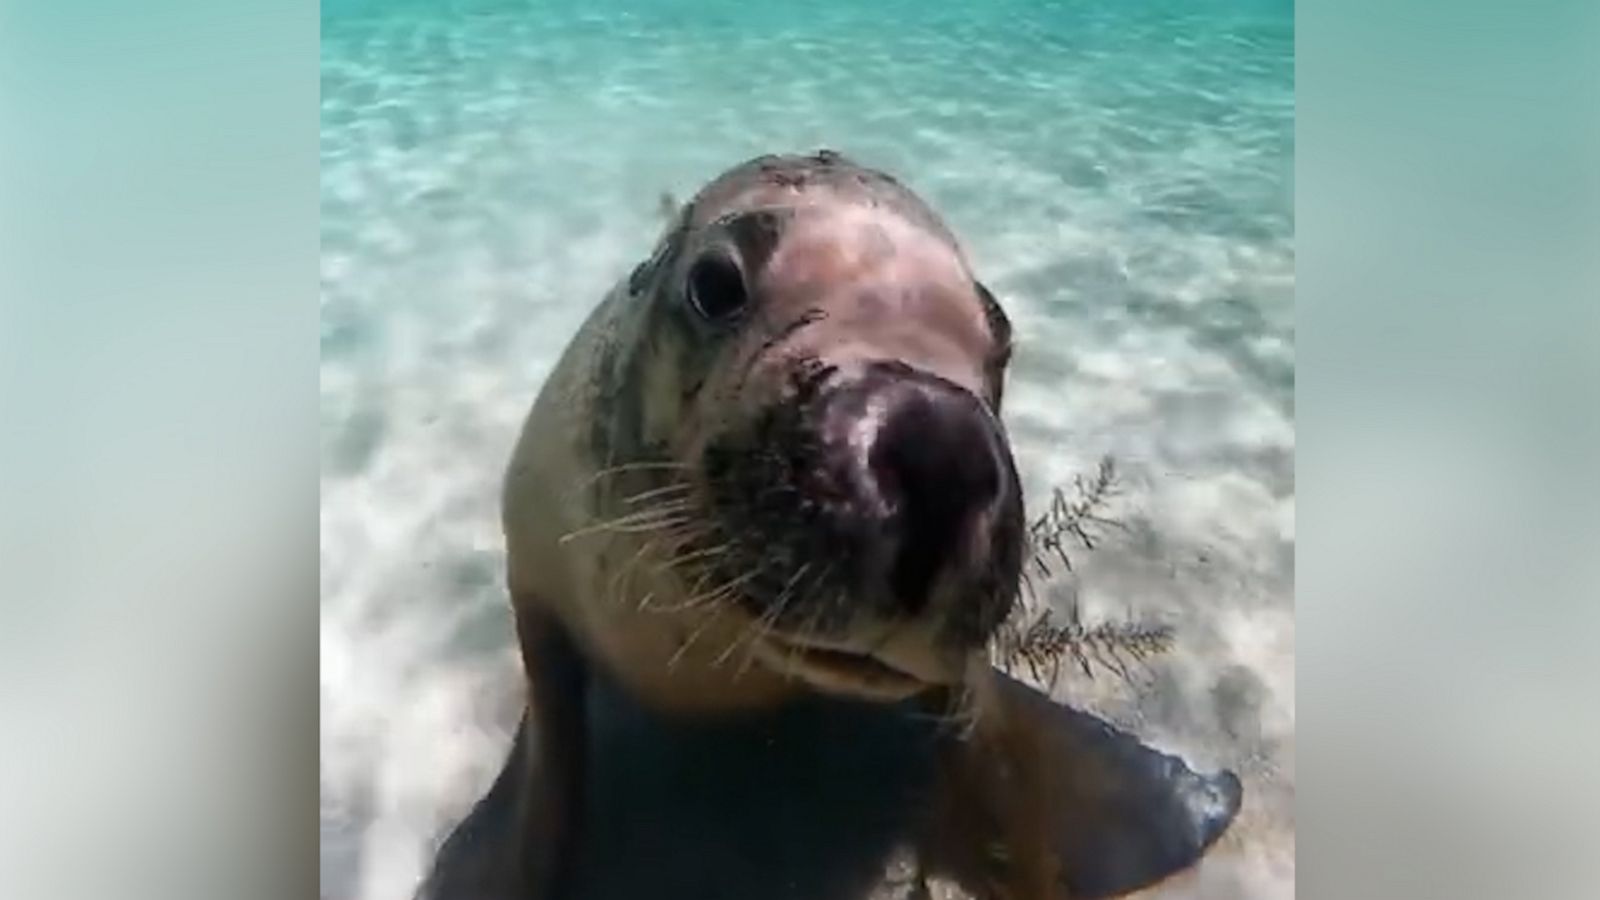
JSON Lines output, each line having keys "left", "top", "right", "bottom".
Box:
{"left": 866, "top": 391, "right": 1002, "bottom": 612}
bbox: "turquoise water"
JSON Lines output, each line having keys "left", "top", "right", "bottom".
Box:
{"left": 320, "top": 1, "right": 1293, "bottom": 897}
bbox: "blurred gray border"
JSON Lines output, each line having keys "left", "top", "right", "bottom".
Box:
{"left": 3, "top": 1, "right": 1598, "bottom": 898}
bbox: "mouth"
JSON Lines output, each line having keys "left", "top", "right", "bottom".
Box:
{"left": 753, "top": 633, "right": 937, "bottom": 701}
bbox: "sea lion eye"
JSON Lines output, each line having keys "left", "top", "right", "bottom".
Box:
{"left": 686, "top": 251, "right": 749, "bottom": 322}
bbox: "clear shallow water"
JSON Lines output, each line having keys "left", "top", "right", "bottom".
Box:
{"left": 320, "top": 1, "right": 1293, "bottom": 897}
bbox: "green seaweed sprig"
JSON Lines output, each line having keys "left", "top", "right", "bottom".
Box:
{"left": 995, "top": 455, "right": 1175, "bottom": 688}
{"left": 1024, "top": 454, "right": 1125, "bottom": 582}
{"left": 995, "top": 605, "right": 1175, "bottom": 687}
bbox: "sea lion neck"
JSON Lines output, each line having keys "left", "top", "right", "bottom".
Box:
{"left": 565, "top": 662, "right": 951, "bottom": 900}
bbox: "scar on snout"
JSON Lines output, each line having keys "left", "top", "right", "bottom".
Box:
{"left": 761, "top": 308, "right": 828, "bottom": 355}
{"left": 738, "top": 308, "right": 830, "bottom": 387}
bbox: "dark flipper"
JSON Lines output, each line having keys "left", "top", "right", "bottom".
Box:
{"left": 991, "top": 669, "right": 1241, "bottom": 898}
{"left": 418, "top": 608, "right": 589, "bottom": 900}
{"left": 416, "top": 711, "right": 533, "bottom": 900}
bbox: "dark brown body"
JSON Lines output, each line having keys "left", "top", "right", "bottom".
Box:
{"left": 419, "top": 153, "right": 1240, "bottom": 900}
{"left": 420, "top": 657, "right": 1239, "bottom": 900}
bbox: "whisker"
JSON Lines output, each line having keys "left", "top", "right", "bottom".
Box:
{"left": 558, "top": 502, "right": 694, "bottom": 543}
{"left": 695, "top": 572, "right": 757, "bottom": 611}
{"left": 602, "top": 516, "right": 694, "bottom": 535}
{"left": 713, "top": 624, "right": 747, "bottom": 667}
{"left": 654, "top": 542, "right": 730, "bottom": 574}
{"left": 559, "top": 517, "right": 693, "bottom": 544}
{"left": 735, "top": 567, "right": 807, "bottom": 677}
{"left": 783, "top": 597, "right": 830, "bottom": 680}
{"left": 655, "top": 567, "right": 759, "bottom": 614}
{"left": 672, "top": 560, "right": 722, "bottom": 608}
{"left": 564, "top": 461, "right": 693, "bottom": 505}
{"left": 773, "top": 562, "right": 834, "bottom": 668}
{"left": 954, "top": 684, "right": 982, "bottom": 739}
{"left": 655, "top": 522, "right": 713, "bottom": 557}
{"left": 905, "top": 677, "right": 980, "bottom": 736}
{"left": 667, "top": 604, "right": 726, "bottom": 670}
{"left": 713, "top": 577, "right": 776, "bottom": 668}
{"left": 580, "top": 461, "right": 691, "bottom": 489}
{"left": 620, "top": 482, "right": 696, "bottom": 507}
{"left": 560, "top": 506, "right": 678, "bottom": 538}
{"left": 607, "top": 540, "right": 656, "bottom": 607}
{"left": 766, "top": 563, "right": 812, "bottom": 617}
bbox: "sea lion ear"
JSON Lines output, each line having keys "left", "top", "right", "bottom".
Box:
{"left": 993, "top": 670, "right": 1242, "bottom": 898}
{"left": 973, "top": 282, "right": 1012, "bottom": 408}
{"left": 974, "top": 282, "right": 1012, "bottom": 352}
{"left": 630, "top": 215, "right": 689, "bottom": 296}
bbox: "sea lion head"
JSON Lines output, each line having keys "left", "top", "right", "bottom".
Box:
{"left": 592, "top": 152, "right": 1023, "bottom": 702}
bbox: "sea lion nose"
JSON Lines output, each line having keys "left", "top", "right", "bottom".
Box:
{"left": 859, "top": 376, "right": 1004, "bottom": 614}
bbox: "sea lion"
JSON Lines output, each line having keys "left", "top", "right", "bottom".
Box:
{"left": 419, "top": 151, "right": 1240, "bottom": 900}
